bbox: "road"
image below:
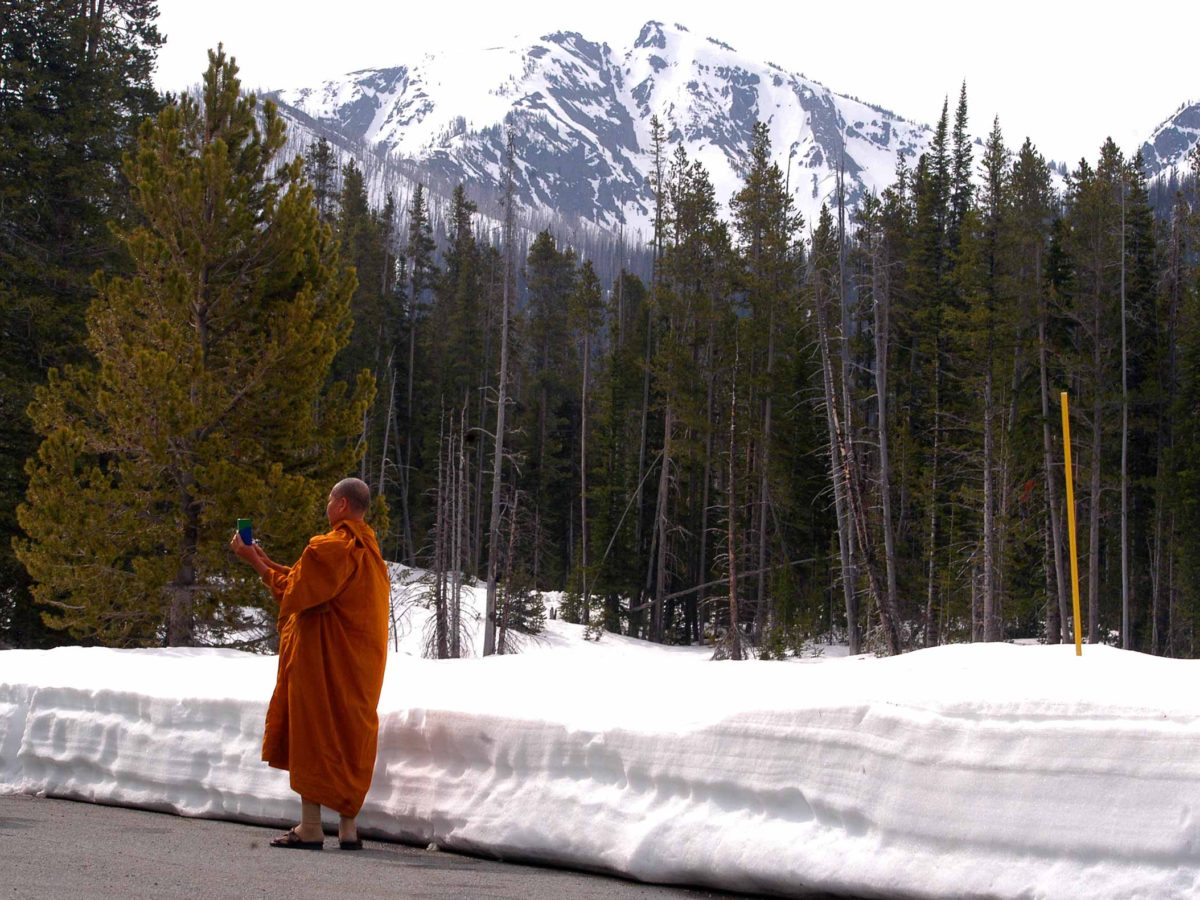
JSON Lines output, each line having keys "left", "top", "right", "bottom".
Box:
{"left": 0, "top": 794, "right": 744, "bottom": 899}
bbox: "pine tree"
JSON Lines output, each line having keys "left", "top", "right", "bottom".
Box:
{"left": 588, "top": 270, "right": 650, "bottom": 632}
{"left": 1008, "top": 139, "right": 1065, "bottom": 643}
{"left": 729, "top": 121, "right": 804, "bottom": 645}
{"left": 333, "top": 161, "right": 387, "bottom": 384}
{"left": 1154, "top": 185, "right": 1193, "bottom": 655}
{"left": 904, "top": 100, "right": 953, "bottom": 646}
{"left": 650, "top": 147, "right": 733, "bottom": 643}
{"left": 15, "top": 48, "right": 373, "bottom": 646}
{"left": 304, "top": 136, "right": 338, "bottom": 225}
{"left": 0, "top": 0, "right": 163, "bottom": 646}
{"left": 396, "top": 183, "right": 438, "bottom": 564}
{"left": 949, "top": 83, "right": 974, "bottom": 250}
{"left": 569, "top": 259, "right": 604, "bottom": 626}
{"left": 948, "top": 116, "right": 1011, "bottom": 642}
{"left": 1061, "top": 141, "right": 1126, "bottom": 644}
{"left": 519, "top": 230, "right": 578, "bottom": 587}
{"left": 1121, "top": 152, "right": 1159, "bottom": 650}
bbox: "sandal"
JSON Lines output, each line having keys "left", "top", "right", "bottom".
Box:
{"left": 269, "top": 826, "right": 325, "bottom": 850}
{"left": 339, "top": 838, "right": 363, "bottom": 851}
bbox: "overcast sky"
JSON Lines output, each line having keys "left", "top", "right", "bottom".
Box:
{"left": 152, "top": 0, "right": 1198, "bottom": 167}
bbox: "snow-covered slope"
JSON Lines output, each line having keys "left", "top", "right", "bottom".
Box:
{"left": 268, "top": 21, "right": 931, "bottom": 238}
{"left": 3, "top": 568, "right": 1200, "bottom": 898}
{"left": 1140, "top": 100, "right": 1200, "bottom": 181}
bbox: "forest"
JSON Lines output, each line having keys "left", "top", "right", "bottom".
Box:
{"left": 4, "top": 1, "right": 1200, "bottom": 658}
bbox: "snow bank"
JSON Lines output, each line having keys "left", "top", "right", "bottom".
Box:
{"left": 3, "top": 630, "right": 1200, "bottom": 898}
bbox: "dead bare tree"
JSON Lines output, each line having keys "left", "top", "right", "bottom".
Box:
{"left": 483, "top": 128, "right": 516, "bottom": 657}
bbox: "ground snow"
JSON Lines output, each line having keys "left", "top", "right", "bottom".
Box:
{"left": 2, "top": 593, "right": 1199, "bottom": 898}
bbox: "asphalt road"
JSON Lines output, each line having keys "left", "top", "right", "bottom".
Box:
{"left": 0, "top": 794, "right": 745, "bottom": 899}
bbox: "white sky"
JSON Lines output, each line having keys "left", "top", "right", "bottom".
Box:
{"left": 152, "top": 0, "right": 1199, "bottom": 167}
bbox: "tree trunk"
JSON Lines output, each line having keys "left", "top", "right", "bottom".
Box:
{"left": 1039, "top": 314, "right": 1070, "bottom": 643}
{"left": 871, "top": 234, "right": 899, "bottom": 642}
{"left": 726, "top": 343, "right": 743, "bottom": 660}
{"left": 580, "top": 330, "right": 591, "bottom": 627}
{"left": 996, "top": 341, "right": 1024, "bottom": 635}
{"left": 635, "top": 301, "right": 652, "bottom": 558}
{"left": 651, "top": 406, "right": 672, "bottom": 643}
{"left": 982, "top": 360, "right": 997, "bottom": 641}
{"left": 925, "top": 379, "right": 941, "bottom": 649}
{"left": 1153, "top": 211, "right": 1182, "bottom": 655}
{"left": 836, "top": 157, "right": 862, "bottom": 654}
{"left": 402, "top": 253, "right": 419, "bottom": 566}
{"left": 699, "top": 320, "right": 716, "bottom": 646}
{"left": 483, "top": 132, "right": 515, "bottom": 657}
{"left": 754, "top": 302, "right": 775, "bottom": 643}
{"left": 453, "top": 403, "right": 468, "bottom": 658}
{"left": 1119, "top": 185, "right": 1130, "bottom": 650}
{"left": 166, "top": 481, "right": 198, "bottom": 647}
{"left": 1088, "top": 287, "right": 1102, "bottom": 645}
{"left": 814, "top": 262, "right": 862, "bottom": 654}
{"left": 391, "top": 401, "right": 415, "bottom": 567}
{"left": 377, "top": 361, "right": 395, "bottom": 498}
{"left": 435, "top": 412, "right": 450, "bottom": 660}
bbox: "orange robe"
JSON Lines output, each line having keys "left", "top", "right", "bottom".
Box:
{"left": 260, "top": 519, "right": 390, "bottom": 817}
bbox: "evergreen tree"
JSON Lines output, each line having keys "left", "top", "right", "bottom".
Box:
{"left": 948, "top": 116, "right": 1011, "bottom": 641}
{"left": 333, "top": 160, "right": 387, "bottom": 384}
{"left": 396, "top": 183, "right": 438, "bottom": 564}
{"left": 588, "top": 270, "right": 650, "bottom": 632}
{"left": 304, "top": 135, "right": 339, "bottom": 225}
{"left": 649, "top": 146, "right": 733, "bottom": 643}
{"left": 1154, "top": 181, "right": 1194, "bottom": 654}
{"left": 1061, "top": 140, "right": 1126, "bottom": 643}
{"left": 568, "top": 259, "right": 604, "bottom": 626}
{"left": 949, "top": 82, "right": 974, "bottom": 249}
{"left": 428, "top": 186, "right": 484, "bottom": 406}
{"left": 1007, "top": 138, "right": 1065, "bottom": 643}
{"left": 518, "top": 230, "right": 579, "bottom": 587}
{"left": 1121, "top": 152, "right": 1159, "bottom": 650}
{"left": 15, "top": 49, "right": 373, "bottom": 646}
{"left": 729, "top": 121, "right": 805, "bottom": 646}
{"left": 0, "top": 0, "right": 163, "bottom": 646}
{"left": 903, "top": 100, "right": 953, "bottom": 646}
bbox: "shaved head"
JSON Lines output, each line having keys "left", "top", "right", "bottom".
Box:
{"left": 331, "top": 477, "right": 371, "bottom": 516}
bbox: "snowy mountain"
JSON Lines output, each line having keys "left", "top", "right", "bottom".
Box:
{"left": 266, "top": 21, "right": 932, "bottom": 240}
{"left": 264, "top": 22, "right": 1198, "bottom": 242}
{"left": 1140, "top": 99, "right": 1200, "bottom": 181}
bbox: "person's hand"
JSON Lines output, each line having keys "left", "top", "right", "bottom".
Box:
{"left": 229, "top": 530, "right": 258, "bottom": 564}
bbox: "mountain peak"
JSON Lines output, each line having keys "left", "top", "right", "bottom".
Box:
{"left": 634, "top": 21, "right": 668, "bottom": 50}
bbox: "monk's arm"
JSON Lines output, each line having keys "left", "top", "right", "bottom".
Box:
{"left": 229, "top": 532, "right": 293, "bottom": 600}
{"left": 253, "top": 545, "right": 290, "bottom": 574}
{"left": 277, "top": 535, "right": 356, "bottom": 618}
{"left": 230, "top": 532, "right": 278, "bottom": 577}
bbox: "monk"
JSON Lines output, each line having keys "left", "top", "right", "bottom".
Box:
{"left": 230, "top": 477, "right": 390, "bottom": 851}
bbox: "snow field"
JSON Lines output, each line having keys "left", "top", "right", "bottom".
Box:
{"left": 3, "top": 620, "right": 1200, "bottom": 898}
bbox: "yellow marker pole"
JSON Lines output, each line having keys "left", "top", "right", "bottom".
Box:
{"left": 1061, "top": 392, "right": 1083, "bottom": 656}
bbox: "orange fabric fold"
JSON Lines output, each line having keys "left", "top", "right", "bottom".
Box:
{"left": 260, "top": 519, "right": 390, "bottom": 817}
